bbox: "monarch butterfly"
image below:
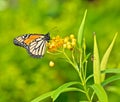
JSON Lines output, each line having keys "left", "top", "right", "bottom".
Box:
{"left": 13, "top": 32, "right": 50, "bottom": 58}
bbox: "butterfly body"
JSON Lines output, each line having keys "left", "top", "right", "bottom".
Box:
{"left": 14, "top": 33, "right": 50, "bottom": 58}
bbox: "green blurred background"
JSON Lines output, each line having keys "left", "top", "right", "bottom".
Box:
{"left": 0, "top": 0, "right": 120, "bottom": 102}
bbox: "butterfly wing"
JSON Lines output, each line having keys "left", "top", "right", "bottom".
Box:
{"left": 14, "top": 33, "right": 50, "bottom": 58}
{"left": 28, "top": 37, "right": 47, "bottom": 58}
{"left": 13, "top": 34, "right": 30, "bottom": 48}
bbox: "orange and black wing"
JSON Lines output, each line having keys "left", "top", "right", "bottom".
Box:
{"left": 14, "top": 34, "right": 41, "bottom": 49}
{"left": 13, "top": 33, "right": 50, "bottom": 58}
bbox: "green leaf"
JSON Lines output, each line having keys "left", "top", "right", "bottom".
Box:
{"left": 31, "top": 91, "right": 54, "bottom": 102}
{"left": 93, "top": 34, "right": 100, "bottom": 84}
{"left": 31, "top": 82, "right": 82, "bottom": 102}
{"left": 85, "top": 68, "right": 119, "bottom": 83}
{"left": 102, "top": 74, "right": 120, "bottom": 86}
{"left": 61, "top": 87, "right": 85, "bottom": 93}
{"left": 101, "top": 69, "right": 120, "bottom": 86}
{"left": 101, "top": 68, "right": 120, "bottom": 74}
{"left": 51, "top": 81, "right": 81, "bottom": 101}
{"left": 86, "top": 74, "right": 93, "bottom": 82}
{"left": 78, "top": 9, "right": 87, "bottom": 48}
{"left": 82, "top": 53, "right": 91, "bottom": 64}
{"left": 100, "top": 33, "right": 118, "bottom": 82}
{"left": 91, "top": 84, "right": 108, "bottom": 102}
{"left": 106, "top": 86, "right": 120, "bottom": 95}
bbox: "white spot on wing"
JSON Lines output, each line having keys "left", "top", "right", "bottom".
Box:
{"left": 17, "top": 37, "right": 23, "bottom": 42}
{"left": 35, "top": 40, "right": 43, "bottom": 48}
{"left": 32, "top": 50, "right": 36, "bottom": 55}
{"left": 35, "top": 48, "right": 39, "bottom": 55}
{"left": 36, "top": 37, "right": 43, "bottom": 41}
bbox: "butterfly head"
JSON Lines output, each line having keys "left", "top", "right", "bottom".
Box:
{"left": 44, "top": 32, "right": 50, "bottom": 42}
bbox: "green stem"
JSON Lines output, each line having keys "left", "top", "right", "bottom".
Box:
{"left": 60, "top": 49, "right": 91, "bottom": 102}
{"left": 84, "top": 61, "right": 88, "bottom": 81}
{"left": 78, "top": 48, "right": 91, "bottom": 102}
{"left": 79, "top": 48, "right": 84, "bottom": 83}
{"left": 91, "top": 91, "right": 95, "bottom": 101}
{"left": 62, "top": 51, "right": 79, "bottom": 73}
{"left": 83, "top": 86, "right": 92, "bottom": 102}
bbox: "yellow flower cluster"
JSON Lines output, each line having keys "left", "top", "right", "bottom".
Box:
{"left": 47, "top": 35, "right": 63, "bottom": 52}
{"left": 63, "top": 34, "right": 76, "bottom": 50}
{"left": 47, "top": 34, "right": 76, "bottom": 52}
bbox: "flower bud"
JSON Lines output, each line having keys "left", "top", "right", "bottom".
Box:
{"left": 49, "top": 61, "right": 55, "bottom": 67}
{"left": 70, "top": 34, "right": 74, "bottom": 39}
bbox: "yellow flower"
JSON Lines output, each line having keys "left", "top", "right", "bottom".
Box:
{"left": 64, "top": 36, "right": 69, "bottom": 43}
{"left": 63, "top": 34, "right": 76, "bottom": 50}
{"left": 47, "top": 34, "right": 76, "bottom": 52}
{"left": 47, "top": 35, "right": 63, "bottom": 52}
{"left": 70, "top": 34, "right": 75, "bottom": 39}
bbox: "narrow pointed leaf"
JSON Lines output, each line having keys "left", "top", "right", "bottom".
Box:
{"left": 93, "top": 34, "right": 100, "bottom": 84}
{"left": 82, "top": 53, "right": 91, "bottom": 64}
{"left": 78, "top": 9, "right": 87, "bottom": 48}
{"left": 91, "top": 84, "right": 108, "bottom": 102}
{"left": 60, "top": 87, "right": 85, "bottom": 93}
{"left": 86, "top": 74, "right": 93, "bottom": 82}
{"left": 31, "top": 91, "right": 54, "bottom": 102}
{"left": 102, "top": 74, "right": 120, "bottom": 86}
{"left": 101, "top": 68, "right": 120, "bottom": 74}
{"left": 106, "top": 86, "right": 120, "bottom": 95}
{"left": 100, "top": 33, "right": 118, "bottom": 82}
{"left": 51, "top": 82, "right": 81, "bottom": 101}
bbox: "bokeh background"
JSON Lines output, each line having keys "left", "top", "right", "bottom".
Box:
{"left": 0, "top": 0, "right": 120, "bottom": 102}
